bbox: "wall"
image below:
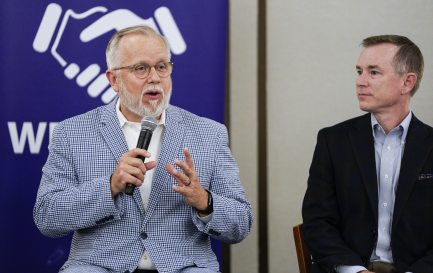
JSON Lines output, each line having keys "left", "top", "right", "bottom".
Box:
{"left": 229, "top": 0, "right": 259, "bottom": 272}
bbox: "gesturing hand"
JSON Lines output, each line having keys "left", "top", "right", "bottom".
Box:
{"left": 166, "top": 148, "right": 209, "bottom": 212}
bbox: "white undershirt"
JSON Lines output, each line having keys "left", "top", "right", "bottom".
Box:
{"left": 115, "top": 99, "right": 165, "bottom": 269}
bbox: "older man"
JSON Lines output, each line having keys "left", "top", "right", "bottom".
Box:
{"left": 34, "top": 25, "right": 252, "bottom": 273}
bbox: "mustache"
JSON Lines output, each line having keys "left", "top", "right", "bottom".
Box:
{"left": 142, "top": 85, "right": 164, "bottom": 94}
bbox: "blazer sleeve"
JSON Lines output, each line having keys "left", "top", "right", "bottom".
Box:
{"left": 33, "top": 122, "right": 124, "bottom": 238}
{"left": 302, "top": 129, "right": 365, "bottom": 271}
{"left": 192, "top": 124, "right": 253, "bottom": 244}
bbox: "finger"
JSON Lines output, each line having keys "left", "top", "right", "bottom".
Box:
{"left": 120, "top": 152, "right": 152, "bottom": 173}
{"left": 172, "top": 182, "right": 193, "bottom": 197}
{"left": 118, "top": 163, "right": 145, "bottom": 182}
{"left": 166, "top": 164, "right": 189, "bottom": 186}
{"left": 172, "top": 183, "right": 185, "bottom": 194}
{"left": 115, "top": 169, "right": 143, "bottom": 187}
{"left": 120, "top": 155, "right": 148, "bottom": 168}
{"left": 123, "top": 173, "right": 144, "bottom": 187}
{"left": 166, "top": 164, "right": 190, "bottom": 186}
{"left": 120, "top": 152, "right": 153, "bottom": 175}
{"left": 174, "top": 156, "right": 196, "bottom": 180}
{"left": 127, "top": 148, "right": 151, "bottom": 159}
{"left": 174, "top": 159, "right": 194, "bottom": 178}
{"left": 144, "top": 161, "right": 157, "bottom": 172}
{"left": 183, "top": 148, "right": 195, "bottom": 169}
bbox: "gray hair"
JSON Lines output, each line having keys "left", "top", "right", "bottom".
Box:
{"left": 106, "top": 25, "right": 171, "bottom": 69}
{"left": 362, "top": 35, "right": 424, "bottom": 95}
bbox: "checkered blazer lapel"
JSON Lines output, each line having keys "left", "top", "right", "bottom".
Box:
{"left": 144, "top": 105, "right": 185, "bottom": 222}
{"left": 99, "top": 99, "right": 147, "bottom": 213}
{"left": 99, "top": 98, "right": 129, "bottom": 165}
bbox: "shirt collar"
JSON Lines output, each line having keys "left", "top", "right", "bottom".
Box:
{"left": 371, "top": 111, "right": 412, "bottom": 141}
{"left": 115, "top": 98, "right": 166, "bottom": 128}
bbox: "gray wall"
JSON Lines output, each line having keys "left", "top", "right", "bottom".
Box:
{"left": 229, "top": 0, "right": 259, "bottom": 272}
{"left": 230, "top": 1, "right": 433, "bottom": 272}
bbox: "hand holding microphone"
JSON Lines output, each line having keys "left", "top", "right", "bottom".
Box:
{"left": 110, "top": 116, "right": 158, "bottom": 197}
{"left": 124, "top": 116, "right": 158, "bottom": 195}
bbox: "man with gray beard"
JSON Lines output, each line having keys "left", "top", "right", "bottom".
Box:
{"left": 33, "top": 25, "right": 253, "bottom": 273}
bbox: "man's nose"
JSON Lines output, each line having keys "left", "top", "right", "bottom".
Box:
{"left": 356, "top": 72, "right": 367, "bottom": 86}
{"left": 147, "top": 67, "right": 161, "bottom": 83}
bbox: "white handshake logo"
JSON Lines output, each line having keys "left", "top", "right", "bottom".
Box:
{"left": 33, "top": 3, "right": 187, "bottom": 104}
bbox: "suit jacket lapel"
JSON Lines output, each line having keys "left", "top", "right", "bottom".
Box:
{"left": 99, "top": 98, "right": 129, "bottom": 164}
{"left": 144, "top": 106, "right": 185, "bottom": 223}
{"left": 99, "top": 99, "right": 147, "bottom": 213}
{"left": 349, "top": 114, "right": 378, "bottom": 221}
{"left": 393, "top": 115, "right": 433, "bottom": 226}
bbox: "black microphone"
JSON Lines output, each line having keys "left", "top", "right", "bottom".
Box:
{"left": 125, "top": 116, "right": 158, "bottom": 196}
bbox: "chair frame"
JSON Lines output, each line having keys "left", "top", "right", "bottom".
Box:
{"left": 293, "top": 223, "right": 312, "bottom": 273}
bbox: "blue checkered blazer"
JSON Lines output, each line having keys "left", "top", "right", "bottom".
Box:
{"left": 34, "top": 99, "right": 253, "bottom": 273}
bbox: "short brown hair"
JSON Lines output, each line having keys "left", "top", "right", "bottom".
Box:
{"left": 362, "top": 35, "right": 424, "bottom": 95}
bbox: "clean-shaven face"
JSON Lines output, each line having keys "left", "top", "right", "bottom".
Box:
{"left": 355, "top": 43, "right": 405, "bottom": 115}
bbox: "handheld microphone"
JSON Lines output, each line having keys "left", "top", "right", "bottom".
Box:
{"left": 125, "top": 116, "right": 158, "bottom": 195}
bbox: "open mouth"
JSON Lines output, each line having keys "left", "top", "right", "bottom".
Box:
{"left": 144, "top": 90, "right": 162, "bottom": 99}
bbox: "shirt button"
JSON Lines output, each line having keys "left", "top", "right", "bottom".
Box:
{"left": 387, "top": 145, "right": 391, "bottom": 150}
{"left": 140, "top": 232, "right": 148, "bottom": 240}
{"left": 383, "top": 202, "right": 388, "bottom": 207}
{"left": 384, "top": 174, "right": 389, "bottom": 179}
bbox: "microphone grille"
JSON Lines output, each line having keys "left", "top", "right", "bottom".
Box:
{"left": 141, "top": 116, "right": 158, "bottom": 131}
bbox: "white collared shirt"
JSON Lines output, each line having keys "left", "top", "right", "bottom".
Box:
{"left": 115, "top": 99, "right": 165, "bottom": 269}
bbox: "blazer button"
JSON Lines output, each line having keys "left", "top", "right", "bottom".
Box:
{"left": 140, "top": 232, "right": 148, "bottom": 240}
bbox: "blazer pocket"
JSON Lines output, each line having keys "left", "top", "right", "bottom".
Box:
{"left": 410, "top": 178, "right": 433, "bottom": 208}
{"left": 417, "top": 173, "right": 433, "bottom": 181}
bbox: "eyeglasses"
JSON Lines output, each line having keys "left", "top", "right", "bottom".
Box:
{"left": 112, "top": 61, "right": 173, "bottom": 79}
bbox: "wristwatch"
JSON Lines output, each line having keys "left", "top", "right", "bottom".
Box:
{"left": 196, "top": 189, "right": 213, "bottom": 215}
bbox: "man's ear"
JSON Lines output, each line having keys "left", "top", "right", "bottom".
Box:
{"left": 402, "top": 72, "right": 417, "bottom": 95}
{"left": 106, "top": 70, "right": 120, "bottom": 92}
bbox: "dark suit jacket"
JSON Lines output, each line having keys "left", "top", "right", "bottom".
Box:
{"left": 302, "top": 113, "right": 433, "bottom": 273}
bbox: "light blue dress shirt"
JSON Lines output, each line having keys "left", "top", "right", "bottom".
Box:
{"left": 337, "top": 112, "right": 412, "bottom": 273}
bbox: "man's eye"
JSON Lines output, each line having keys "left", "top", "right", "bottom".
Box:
{"left": 356, "top": 70, "right": 362, "bottom": 75}
{"left": 134, "top": 65, "right": 148, "bottom": 72}
{"left": 156, "top": 63, "right": 168, "bottom": 71}
{"left": 370, "top": 70, "right": 379, "bottom": 76}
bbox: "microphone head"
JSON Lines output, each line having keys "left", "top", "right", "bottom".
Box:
{"left": 141, "top": 116, "right": 158, "bottom": 131}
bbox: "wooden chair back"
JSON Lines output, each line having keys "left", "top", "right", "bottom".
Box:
{"left": 293, "top": 223, "right": 312, "bottom": 273}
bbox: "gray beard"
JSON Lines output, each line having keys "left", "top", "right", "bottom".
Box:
{"left": 118, "top": 83, "right": 171, "bottom": 118}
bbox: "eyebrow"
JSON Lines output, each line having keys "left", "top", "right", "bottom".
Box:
{"left": 356, "top": 65, "right": 380, "bottom": 70}
{"left": 367, "top": 65, "right": 380, "bottom": 70}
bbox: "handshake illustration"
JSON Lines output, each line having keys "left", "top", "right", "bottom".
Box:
{"left": 33, "top": 3, "right": 187, "bottom": 104}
